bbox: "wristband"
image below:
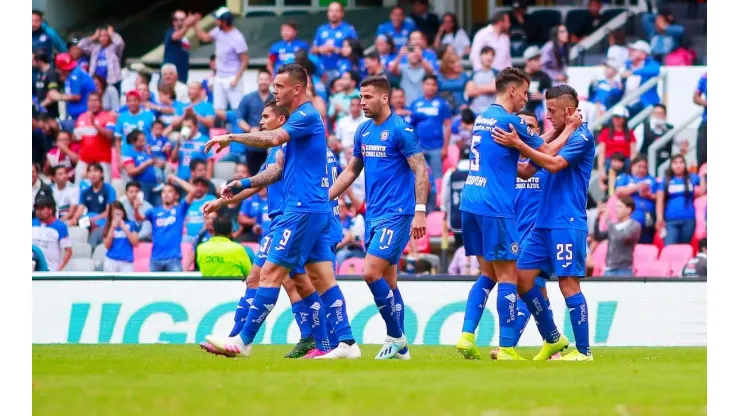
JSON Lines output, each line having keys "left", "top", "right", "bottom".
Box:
{"left": 238, "top": 178, "right": 252, "bottom": 189}
{"left": 415, "top": 204, "right": 426, "bottom": 213}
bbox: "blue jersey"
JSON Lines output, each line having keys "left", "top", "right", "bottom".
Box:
{"left": 313, "top": 22, "right": 358, "bottom": 71}
{"left": 148, "top": 135, "right": 171, "bottom": 160}
{"left": 535, "top": 124, "right": 595, "bottom": 230}
{"left": 145, "top": 202, "right": 189, "bottom": 261}
{"left": 353, "top": 113, "right": 421, "bottom": 221}
{"left": 696, "top": 73, "right": 707, "bottom": 122}
{"left": 514, "top": 159, "right": 546, "bottom": 237}
{"left": 191, "top": 101, "right": 216, "bottom": 137}
{"left": 269, "top": 39, "right": 311, "bottom": 70}
{"left": 263, "top": 146, "right": 285, "bottom": 219}
{"left": 64, "top": 67, "right": 96, "bottom": 119}
{"left": 186, "top": 194, "right": 216, "bottom": 238}
{"left": 281, "top": 101, "right": 330, "bottom": 213}
{"left": 326, "top": 147, "right": 343, "bottom": 244}
{"left": 336, "top": 57, "right": 367, "bottom": 79}
{"left": 409, "top": 96, "right": 452, "bottom": 150}
{"left": 662, "top": 173, "right": 701, "bottom": 221}
{"left": 615, "top": 173, "right": 660, "bottom": 226}
{"left": 115, "top": 109, "right": 156, "bottom": 150}
{"left": 159, "top": 101, "right": 187, "bottom": 126}
{"left": 121, "top": 147, "right": 157, "bottom": 184}
{"left": 399, "top": 49, "right": 440, "bottom": 72}
{"left": 460, "top": 104, "right": 544, "bottom": 218}
{"left": 106, "top": 220, "right": 139, "bottom": 262}
{"left": 240, "top": 194, "right": 270, "bottom": 236}
{"left": 177, "top": 133, "right": 211, "bottom": 180}
{"left": 377, "top": 19, "right": 416, "bottom": 48}
{"left": 589, "top": 79, "right": 623, "bottom": 109}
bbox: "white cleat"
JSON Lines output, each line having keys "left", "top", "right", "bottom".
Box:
{"left": 396, "top": 350, "right": 411, "bottom": 360}
{"left": 313, "top": 342, "right": 362, "bottom": 359}
{"left": 204, "top": 335, "right": 252, "bottom": 358}
{"left": 375, "top": 335, "right": 407, "bottom": 360}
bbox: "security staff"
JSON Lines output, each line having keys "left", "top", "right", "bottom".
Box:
{"left": 197, "top": 215, "right": 252, "bottom": 277}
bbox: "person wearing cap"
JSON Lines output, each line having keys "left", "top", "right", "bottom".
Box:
{"left": 78, "top": 25, "right": 126, "bottom": 93}
{"left": 641, "top": 7, "right": 685, "bottom": 62}
{"left": 377, "top": 6, "right": 417, "bottom": 49}
{"left": 196, "top": 215, "right": 253, "bottom": 278}
{"left": 51, "top": 52, "right": 96, "bottom": 120}
{"left": 311, "top": 2, "right": 358, "bottom": 73}
{"left": 588, "top": 57, "right": 623, "bottom": 117}
{"left": 114, "top": 90, "right": 156, "bottom": 163}
{"left": 522, "top": 45, "right": 552, "bottom": 123}
{"left": 193, "top": 7, "right": 249, "bottom": 111}
{"left": 622, "top": 40, "right": 661, "bottom": 116}
{"left": 32, "top": 198, "right": 72, "bottom": 272}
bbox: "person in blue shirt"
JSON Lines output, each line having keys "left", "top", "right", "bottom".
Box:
{"left": 377, "top": 6, "right": 417, "bottom": 48}
{"left": 204, "top": 67, "right": 358, "bottom": 359}
{"left": 397, "top": 30, "right": 440, "bottom": 73}
{"left": 641, "top": 9, "right": 685, "bottom": 61}
{"left": 409, "top": 75, "right": 452, "bottom": 180}
{"left": 329, "top": 75, "right": 431, "bottom": 360}
{"left": 336, "top": 38, "right": 366, "bottom": 79}
{"left": 311, "top": 2, "right": 358, "bottom": 73}
{"left": 238, "top": 189, "right": 269, "bottom": 241}
{"left": 114, "top": 90, "right": 157, "bottom": 156}
{"left": 171, "top": 114, "right": 214, "bottom": 181}
{"left": 623, "top": 40, "right": 661, "bottom": 117}
{"left": 168, "top": 175, "right": 217, "bottom": 244}
{"left": 32, "top": 11, "right": 66, "bottom": 56}
{"left": 615, "top": 155, "right": 660, "bottom": 244}
{"left": 121, "top": 130, "right": 159, "bottom": 205}
{"left": 492, "top": 84, "right": 596, "bottom": 362}
{"left": 102, "top": 201, "right": 140, "bottom": 272}
{"left": 163, "top": 11, "right": 197, "bottom": 84}
{"left": 179, "top": 81, "right": 216, "bottom": 137}
{"left": 148, "top": 120, "right": 171, "bottom": 187}
{"left": 267, "top": 21, "right": 310, "bottom": 77}
{"left": 135, "top": 183, "right": 195, "bottom": 272}
{"left": 656, "top": 155, "right": 706, "bottom": 246}
{"left": 54, "top": 53, "right": 96, "bottom": 120}
{"left": 77, "top": 163, "right": 117, "bottom": 230}
{"left": 694, "top": 73, "right": 707, "bottom": 168}
{"left": 588, "top": 58, "right": 624, "bottom": 114}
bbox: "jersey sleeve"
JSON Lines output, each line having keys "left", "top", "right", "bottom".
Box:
{"left": 282, "top": 111, "right": 314, "bottom": 141}
{"left": 696, "top": 75, "right": 707, "bottom": 95}
{"left": 558, "top": 133, "right": 592, "bottom": 166}
{"left": 239, "top": 199, "right": 252, "bottom": 216}
{"left": 346, "top": 25, "right": 358, "bottom": 39}
{"left": 440, "top": 100, "right": 452, "bottom": 120}
{"left": 615, "top": 174, "right": 629, "bottom": 188}
{"left": 397, "top": 125, "right": 422, "bottom": 158}
{"left": 177, "top": 201, "right": 190, "bottom": 219}
{"left": 57, "top": 222, "right": 72, "bottom": 249}
{"left": 144, "top": 208, "right": 154, "bottom": 223}
{"left": 690, "top": 174, "right": 701, "bottom": 186}
{"left": 352, "top": 126, "right": 364, "bottom": 158}
{"left": 105, "top": 185, "right": 116, "bottom": 204}
{"left": 650, "top": 177, "right": 660, "bottom": 193}
{"left": 121, "top": 149, "right": 135, "bottom": 166}
{"left": 511, "top": 116, "right": 544, "bottom": 149}
{"left": 114, "top": 117, "right": 124, "bottom": 137}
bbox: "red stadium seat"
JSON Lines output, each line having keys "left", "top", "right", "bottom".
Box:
{"left": 592, "top": 241, "right": 608, "bottom": 268}
{"left": 133, "top": 257, "right": 150, "bottom": 272}
{"left": 435, "top": 178, "right": 442, "bottom": 208}
{"left": 659, "top": 244, "right": 693, "bottom": 268}
{"left": 338, "top": 258, "right": 364, "bottom": 275}
{"left": 181, "top": 243, "right": 195, "bottom": 271}
{"left": 427, "top": 211, "right": 445, "bottom": 237}
{"left": 634, "top": 244, "right": 659, "bottom": 263}
{"left": 442, "top": 144, "right": 460, "bottom": 174}
{"left": 243, "top": 242, "right": 260, "bottom": 254}
{"left": 209, "top": 128, "right": 229, "bottom": 161}
{"left": 633, "top": 260, "right": 672, "bottom": 277}
{"left": 592, "top": 262, "right": 605, "bottom": 277}
{"left": 694, "top": 195, "right": 707, "bottom": 239}
{"left": 698, "top": 163, "right": 707, "bottom": 177}
{"left": 134, "top": 242, "right": 152, "bottom": 260}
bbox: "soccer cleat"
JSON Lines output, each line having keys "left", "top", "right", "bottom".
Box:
{"left": 456, "top": 332, "right": 482, "bottom": 360}
{"left": 302, "top": 348, "right": 330, "bottom": 359}
{"left": 549, "top": 352, "right": 562, "bottom": 360}
{"left": 496, "top": 347, "right": 527, "bottom": 361}
{"left": 199, "top": 342, "right": 236, "bottom": 358}
{"left": 556, "top": 350, "right": 594, "bottom": 361}
{"left": 396, "top": 350, "right": 411, "bottom": 360}
{"left": 314, "top": 342, "right": 362, "bottom": 359}
{"left": 283, "top": 337, "right": 315, "bottom": 359}
{"left": 204, "top": 335, "right": 252, "bottom": 358}
{"left": 532, "top": 334, "right": 570, "bottom": 361}
{"left": 375, "top": 335, "right": 407, "bottom": 360}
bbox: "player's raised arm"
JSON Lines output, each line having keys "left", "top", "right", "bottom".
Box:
{"left": 205, "top": 128, "right": 291, "bottom": 154}
{"left": 494, "top": 125, "right": 590, "bottom": 173}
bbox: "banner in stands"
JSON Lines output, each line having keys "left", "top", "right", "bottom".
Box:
{"left": 33, "top": 279, "right": 706, "bottom": 346}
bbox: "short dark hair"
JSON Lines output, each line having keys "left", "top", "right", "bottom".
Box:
{"left": 263, "top": 98, "right": 291, "bottom": 119}
{"left": 34, "top": 197, "right": 56, "bottom": 213}
{"left": 87, "top": 163, "right": 104, "bottom": 174}
{"left": 491, "top": 11, "right": 508, "bottom": 25}
{"left": 618, "top": 195, "right": 636, "bottom": 212}
{"left": 258, "top": 69, "right": 271, "bottom": 77}
{"left": 461, "top": 108, "right": 475, "bottom": 124}
{"left": 345, "top": 70, "right": 361, "bottom": 87}
{"left": 423, "top": 74, "right": 438, "bottom": 84}
{"left": 126, "top": 129, "right": 144, "bottom": 145}
{"left": 190, "top": 159, "right": 206, "bottom": 172}
{"left": 545, "top": 84, "right": 579, "bottom": 108}
{"left": 391, "top": 5, "right": 405, "bottom": 14}
{"left": 631, "top": 154, "right": 648, "bottom": 166}
{"left": 163, "top": 183, "right": 179, "bottom": 194}
{"left": 126, "top": 181, "right": 141, "bottom": 191}
{"left": 182, "top": 113, "right": 198, "bottom": 125}
{"left": 152, "top": 119, "right": 165, "bottom": 129}
{"left": 32, "top": 10, "right": 43, "bottom": 18}
{"left": 360, "top": 75, "right": 391, "bottom": 94}
{"left": 611, "top": 152, "right": 627, "bottom": 162}
{"left": 654, "top": 103, "right": 667, "bottom": 112}
{"left": 192, "top": 176, "right": 209, "bottom": 187}
{"left": 33, "top": 50, "right": 50, "bottom": 64}
{"left": 51, "top": 165, "right": 67, "bottom": 177}
{"left": 137, "top": 71, "right": 152, "bottom": 84}
{"left": 495, "top": 67, "right": 530, "bottom": 92}
{"left": 699, "top": 238, "right": 707, "bottom": 252}
{"left": 516, "top": 110, "right": 538, "bottom": 122}
{"left": 213, "top": 215, "right": 233, "bottom": 237}
{"left": 283, "top": 20, "right": 298, "bottom": 30}
{"left": 480, "top": 46, "right": 495, "bottom": 56}
{"left": 276, "top": 63, "right": 308, "bottom": 87}
{"left": 365, "top": 51, "right": 380, "bottom": 61}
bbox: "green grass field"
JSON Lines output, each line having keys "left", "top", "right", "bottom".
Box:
{"left": 33, "top": 345, "right": 706, "bottom": 416}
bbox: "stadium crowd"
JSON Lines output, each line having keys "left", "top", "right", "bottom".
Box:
{"left": 31, "top": 0, "right": 707, "bottom": 277}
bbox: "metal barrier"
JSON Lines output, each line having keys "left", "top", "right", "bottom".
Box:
{"left": 590, "top": 71, "right": 666, "bottom": 133}
{"left": 647, "top": 109, "right": 705, "bottom": 177}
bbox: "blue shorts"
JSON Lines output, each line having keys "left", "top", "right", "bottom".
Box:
{"left": 520, "top": 224, "right": 552, "bottom": 282}
{"left": 255, "top": 229, "right": 326, "bottom": 277}
{"left": 517, "top": 228, "right": 588, "bottom": 278}
{"left": 462, "top": 212, "right": 519, "bottom": 261}
{"left": 365, "top": 215, "right": 413, "bottom": 265}
{"left": 266, "top": 211, "right": 334, "bottom": 270}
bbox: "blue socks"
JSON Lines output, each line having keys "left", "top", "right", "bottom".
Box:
{"left": 320, "top": 285, "right": 354, "bottom": 343}
{"left": 512, "top": 298, "right": 531, "bottom": 346}
{"left": 239, "top": 287, "right": 280, "bottom": 345}
{"left": 229, "top": 296, "right": 251, "bottom": 337}
{"left": 393, "top": 287, "right": 409, "bottom": 354}
{"left": 245, "top": 287, "right": 257, "bottom": 306}
{"left": 291, "top": 302, "right": 312, "bottom": 339}
{"left": 367, "top": 279, "right": 403, "bottom": 338}
{"left": 302, "top": 291, "right": 331, "bottom": 351}
{"left": 462, "top": 275, "right": 495, "bottom": 334}
{"left": 565, "top": 292, "right": 590, "bottom": 355}
{"left": 497, "top": 282, "right": 518, "bottom": 348}
{"left": 521, "top": 286, "right": 560, "bottom": 344}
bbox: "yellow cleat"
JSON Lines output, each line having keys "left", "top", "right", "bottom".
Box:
{"left": 556, "top": 350, "right": 594, "bottom": 361}
{"left": 496, "top": 347, "right": 527, "bottom": 360}
{"left": 456, "top": 332, "right": 481, "bottom": 360}
{"left": 533, "top": 335, "right": 570, "bottom": 361}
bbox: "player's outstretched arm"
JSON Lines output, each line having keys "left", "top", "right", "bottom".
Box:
{"left": 538, "top": 111, "right": 582, "bottom": 155}
{"left": 407, "top": 153, "right": 429, "bottom": 239}
{"left": 205, "top": 129, "right": 290, "bottom": 154}
{"left": 494, "top": 126, "right": 570, "bottom": 173}
{"left": 329, "top": 156, "right": 364, "bottom": 200}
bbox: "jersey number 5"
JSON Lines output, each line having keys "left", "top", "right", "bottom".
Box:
{"left": 470, "top": 135, "right": 481, "bottom": 172}
{"left": 556, "top": 244, "right": 573, "bottom": 261}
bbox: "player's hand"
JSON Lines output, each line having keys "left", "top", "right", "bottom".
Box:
{"left": 204, "top": 135, "right": 232, "bottom": 154}
{"left": 656, "top": 219, "right": 666, "bottom": 231}
{"left": 229, "top": 78, "right": 239, "bottom": 88}
{"left": 253, "top": 224, "right": 263, "bottom": 236}
{"left": 221, "top": 180, "right": 241, "bottom": 200}
{"left": 492, "top": 124, "right": 522, "bottom": 148}
{"left": 411, "top": 212, "right": 427, "bottom": 240}
{"left": 565, "top": 110, "right": 583, "bottom": 130}
{"left": 202, "top": 199, "right": 223, "bottom": 215}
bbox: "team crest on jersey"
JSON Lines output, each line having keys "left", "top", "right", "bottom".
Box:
{"left": 510, "top": 243, "right": 519, "bottom": 254}
{"left": 432, "top": 100, "right": 440, "bottom": 107}
{"left": 380, "top": 130, "right": 389, "bottom": 141}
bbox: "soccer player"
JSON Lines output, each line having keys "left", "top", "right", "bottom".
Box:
{"left": 492, "top": 85, "right": 596, "bottom": 361}
{"left": 203, "top": 64, "right": 358, "bottom": 359}
{"left": 329, "top": 75, "right": 429, "bottom": 360}
{"left": 455, "top": 68, "right": 580, "bottom": 361}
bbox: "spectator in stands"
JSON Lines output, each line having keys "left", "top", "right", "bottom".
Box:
{"left": 398, "top": 30, "right": 440, "bottom": 72}
{"left": 328, "top": 71, "right": 360, "bottom": 123}
{"left": 51, "top": 53, "right": 96, "bottom": 120}
{"left": 441, "top": 147, "right": 470, "bottom": 248}
{"left": 410, "top": 75, "right": 451, "bottom": 179}
{"left": 51, "top": 165, "right": 80, "bottom": 226}
{"left": 438, "top": 51, "right": 468, "bottom": 113}
{"left": 597, "top": 105, "right": 636, "bottom": 180}
{"left": 599, "top": 152, "right": 628, "bottom": 201}
{"left": 77, "top": 163, "right": 116, "bottom": 230}
{"left": 642, "top": 8, "right": 685, "bottom": 62}
{"left": 336, "top": 205, "right": 366, "bottom": 268}
{"left": 66, "top": 38, "right": 89, "bottom": 73}
{"left": 465, "top": 46, "right": 497, "bottom": 115}
{"left": 231, "top": 70, "right": 273, "bottom": 169}
{"left": 102, "top": 200, "right": 139, "bottom": 272}
{"left": 155, "top": 85, "right": 184, "bottom": 127}
{"left": 391, "top": 44, "right": 435, "bottom": 106}
{"left": 171, "top": 115, "right": 214, "bottom": 181}
{"left": 74, "top": 93, "right": 116, "bottom": 183}
{"left": 682, "top": 237, "right": 707, "bottom": 278}
{"left": 187, "top": 160, "right": 217, "bottom": 196}
{"left": 607, "top": 29, "right": 628, "bottom": 68}
{"left": 312, "top": 2, "right": 358, "bottom": 74}
{"left": 158, "top": 64, "right": 189, "bottom": 103}
{"left": 657, "top": 155, "right": 706, "bottom": 246}
{"left": 364, "top": 52, "right": 387, "bottom": 79}
{"left": 267, "top": 21, "right": 310, "bottom": 77}
{"left": 237, "top": 188, "right": 269, "bottom": 243}
{"left": 167, "top": 174, "right": 216, "bottom": 244}
{"left": 615, "top": 155, "right": 659, "bottom": 244}
{"left": 33, "top": 51, "right": 60, "bottom": 118}
{"left": 450, "top": 109, "right": 474, "bottom": 150}
{"left": 93, "top": 75, "right": 119, "bottom": 112}
{"left": 46, "top": 130, "right": 79, "bottom": 182}
{"left": 571, "top": 0, "right": 606, "bottom": 43}
{"left": 32, "top": 198, "right": 72, "bottom": 272}
{"left": 79, "top": 25, "right": 125, "bottom": 93}
{"left": 622, "top": 40, "right": 661, "bottom": 117}
{"left": 121, "top": 181, "right": 152, "bottom": 241}
{"left": 122, "top": 130, "right": 159, "bottom": 204}
{"left": 595, "top": 196, "right": 641, "bottom": 277}
{"left": 378, "top": 5, "right": 416, "bottom": 49}
{"left": 541, "top": 25, "right": 570, "bottom": 85}
{"left": 409, "top": 0, "right": 440, "bottom": 45}
{"left": 335, "top": 97, "right": 367, "bottom": 151}
{"left": 638, "top": 104, "right": 673, "bottom": 168}
{"left": 197, "top": 215, "right": 253, "bottom": 277}
{"left": 115, "top": 90, "right": 156, "bottom": 145}
{"left": 32, "top": 112, "right": 51, "bottom": 170}
{"left": 374, "top": 34, "right": 397, "bottom": 72}
{"left": 434, "top": 12, "right": 471, "bottom": 58}
{"left": 32, "top": 10, "right": 66, "bottom": 56}
{"left": 163, "top": 11, "right": 199, "bottom": 83}
{"left": 391, "top": 88, "right": 412, "bottom": 123}
{"left": 215, "top": 163, "right": 249, "bottom": 237}
{"left": 337, "top": 38, "right": 366, "bottom": 78}
{"left": 694, "top": 73, "right": 707, "bottom": 169}
{"left": 448, "top": 245, "right": 480, "bottom": 275}
{"left": 192, "top": 7, "right": 249, "bottom": 111}
{"left": 588, "top": 58, "right": 623, "bottom": 118}
{"left": 194, "top": 212, "right": 217, "bottom": 265}
{"left": 508, "top": 1, "right": 536, "bottom": 56}
{"left": 522, "top": 46, "right": 552, "bottom": 123}
{"left": 32, "top": 162, "right": 53, "bottom": 213}
{"left": 470, "top": 11, "right": 511, "bottom": 72}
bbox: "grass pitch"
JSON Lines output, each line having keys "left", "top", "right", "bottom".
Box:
{"left": 33, "top": 345, "right": 706, "bottom": 416}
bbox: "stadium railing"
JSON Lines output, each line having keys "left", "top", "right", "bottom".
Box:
{"left": 648, "top": 108, "right": 705, "bottom": 177}
{"left": 568, "top": 9, "right": 632, "bottom": 65}
{"left": 589, "top": 70, "right": 667, "bottom": 133}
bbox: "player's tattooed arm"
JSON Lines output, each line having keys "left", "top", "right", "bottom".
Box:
{"left": 205, "top": 129, "right": 290, "bottom": 153}
{"left": 329, "top": 156, "right": 364, "bottom": 200}
{"left": 407, "top": 153, "right": 429, "bottom": 205}
{"left": 249, "top": 149, "right": 284, "bottom": 188}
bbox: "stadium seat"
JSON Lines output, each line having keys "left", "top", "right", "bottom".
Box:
{"left": 72, "top": 242, "right": 93, "bottom": 259}
{"left": 633, "top": 260, "right": 672, "bottom": 277}
{"left": 427, "top": 211, "right": 445, "bottom": 237}
{"left": 282, "top": 10, "right": 309, "bottom": 16}
{"left": 415, "top": 232, "right": 431, "bottom": 253}
{"left": 64, "top": 258, "right": 95, "bottom": 272}
{"left": 133, "top": 257, "right": 150, "bottom": 272}
{"left": 111, "top": 179, "right": 126, "bottom": 198}
{"left": 564, "top": 9, "right": 589, "bottom": 35}
{"left": 338, "top": 257, "right": 364, "bottom": 275}
{"left": 442, "top": 145, "right": 460, "bottom": 174}
{"left": 634, "top": 244, "right": 659, "bottom": 263}
{"left": 214, "top": 161, "right": 236, "bottom": 181}
{"left": 92, "top": 244, "right": 107, "bottom": 270}
{"left": 67, "top": 226, "right": 89, "bottom": 243}
{"left": 181, "top": 243, "right": 195, "bottom": 271}
{"left": 659, "top": 244, "right": 693, "bottom": 268}
{"left": 243, "top": 242, "right": 260, "bottom": 254}
{"left": 592, "top": 262, "right": 605, "bottom": 277}
{"left": 592, "top": 241, "right": 608, "bottom": 268}
{"left": 211, "top": 178, "right": 227, "bottom": 192}
{"left": 435, "top": 178, "right": 442, "bottom": 208}
{"left": 134, "top": 242, "right": 152, "bottom": 260}
{"left": 246, "top": 10, "right": 276, "bottom": 17}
